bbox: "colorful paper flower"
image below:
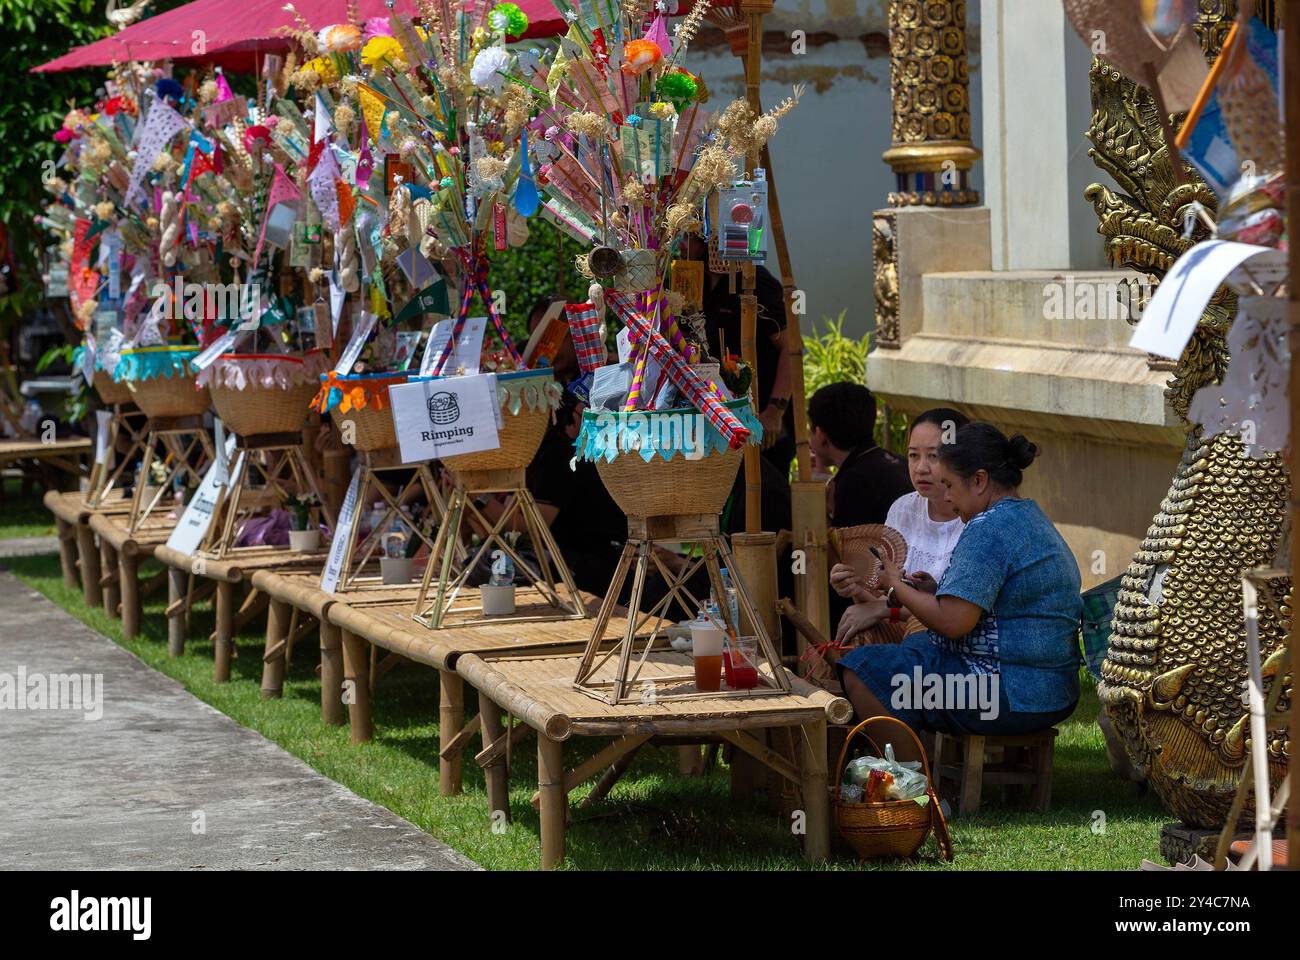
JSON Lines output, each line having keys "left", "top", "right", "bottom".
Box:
{"left": 491, "top": 3, "right": 529, "bottom": 38}
{"left": 362, "top": 35, "right": 404, "bottom": 69}
{"left": 470, "top": 45, "right": 511, "bottom": 94}
{"left": 656, "top": 69, "right": 699, "bottom": 108}
{"left": 621, "top": 39, "right": 663, "bottom": 76}
{"left": 318, "top": 24, "right": 363, "bottom": 53}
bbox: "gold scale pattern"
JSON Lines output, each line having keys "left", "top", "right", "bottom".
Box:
{"left": 1089, "top": 0, "right": 1291, "bottom": 828}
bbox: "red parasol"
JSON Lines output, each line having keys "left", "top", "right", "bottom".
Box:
{"left": 34, "top": 0, "right": 572, "bottom": 73}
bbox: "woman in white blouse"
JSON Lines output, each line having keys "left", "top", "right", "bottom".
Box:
{"left": 830, "top": 408, "right": 970, "bottom": 643}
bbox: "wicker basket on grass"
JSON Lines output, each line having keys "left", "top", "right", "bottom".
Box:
{"left": 578, "top": 398, "right": 759, "bottom": 520}
{"left": 115, "top": 345, "right": 209, "bottom": 419}
{"left": 204, "top": 353, "right": 325, "bottom": 436}
{"left": 438, "top": 368, "right": 560, "bottom": 476}
{"left": 834, "top": 715, "right": 953, "bottom": 861}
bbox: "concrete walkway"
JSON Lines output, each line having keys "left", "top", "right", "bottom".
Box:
{"left": 0, "top": 536, "right": 57, "bottom": 558}
{"left": 0, "top": 571, "right": 478, "bottom": 871}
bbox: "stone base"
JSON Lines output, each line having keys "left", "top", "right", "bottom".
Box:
{"left": 1159, "top": 822, "right": 1251, "bottom": 866}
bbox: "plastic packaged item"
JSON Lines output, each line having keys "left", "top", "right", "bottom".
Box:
{"left": 843, "top": 743, "right": 929, "bottom": 801}
{"left": 716, "top": 169, "right": 768, "bottom": 265}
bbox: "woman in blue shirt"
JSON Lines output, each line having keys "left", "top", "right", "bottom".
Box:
{"left": 836, "top": 422, "right": 1081, "bottom": 761}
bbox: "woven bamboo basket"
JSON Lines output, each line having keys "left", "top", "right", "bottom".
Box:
{"left": 441, "top": 369, "right": 556, "bottom": 475}
{"left": 208, "top": 355, "right": 318, "bottom": 436}
{"left": 587, "top": 399, "right": 753, "bottom": 519}
{"left": 833, "top": 716, "right": 953, "bottom": 861}
{"left": 127, "top": 375, "right": 211, "bottom": 418}
{"left": 321, "top": 372, "right": 408, "bottom": 452}
{"left": 93, "top": 370, "right": 133, "bottom": 406}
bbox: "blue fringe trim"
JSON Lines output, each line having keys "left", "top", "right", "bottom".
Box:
{"left": 112, "top": 346, "right": 200, "bottom": 384}
{"left": 574, "top": 399, "right": 762, "bottom": 464}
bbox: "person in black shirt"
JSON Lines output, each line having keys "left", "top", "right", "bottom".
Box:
{"left": 808, "top": 382, "right": 912, "bottom": 528}
{"left": 525, "top": 394, "right": 628, "bottom": 597}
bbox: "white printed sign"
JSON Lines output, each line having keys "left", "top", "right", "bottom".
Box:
{"left": 166, "top": 432, "right": 239, "bottom": 555}
{"left": 333, "top": 311, "right": 377, "bottom": 375}
{"left": 319, "top": 465, "right": 362, "bottom": 593}
{"left": 419, "top": 316, "right": 486, "bottom": 377}
{"left": 93, "top": 410, "right": 113, "bottom": 465}
{"left": 1130, "top": 240, "right": 1287, "bottom": 359}
{"left": 388, "top": 373, "right": 501, "bottom": 465}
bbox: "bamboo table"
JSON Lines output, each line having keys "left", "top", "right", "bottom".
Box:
{"left": 0, "top": 437, "right": 92, "bottom": 486}
{"left": 152, "top": 544, "right": 328, "bottom": 682}
{"left": 44, "top": 488, "right": 149, "bottom": 610}
{"left": 326, "top": 587, "right": 619, "bottom": 796}
{"left": 88, "top": 509, "right": 177, "bottom": 639}
{"left": 455, "top": 650, "right": 852, "bottom": 869}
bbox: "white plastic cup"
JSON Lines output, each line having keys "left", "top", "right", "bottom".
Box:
{"left": 689, "top": 618, "right": 724, "bottom": 657}
{"left": 481, "top": 583, "right": 516, "bottom": 616}
{"left": 380, "top": 556, "right": 413, "bottom": 585}
{"left": 288, "top": 529, "right": 320, "bottom": 552}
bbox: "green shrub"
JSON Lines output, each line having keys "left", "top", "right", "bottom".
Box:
{"left": 801, "top": 311, "right": 906, "bottom": 451}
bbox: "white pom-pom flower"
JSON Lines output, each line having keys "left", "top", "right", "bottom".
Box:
{"left": 470, "top": 46, "right": 511, "bottom": 94}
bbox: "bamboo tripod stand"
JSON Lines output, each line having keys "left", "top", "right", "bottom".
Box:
{"left": 412, "top": 467, "right": 585, "bottom": 629}
{"left": 572, "top": 512, "right": 791, "bottom": 705}
{"left": 84, "top": 403, "right": 149, "bottom": 509}
{"left": 199, "top": 431, "right": 336, "bottom": 559}
{"left": 332, "top": 450, "right": 451, "bottom": 592}
{"left": 127, "top": 416, "right": 215, "bottom": 535}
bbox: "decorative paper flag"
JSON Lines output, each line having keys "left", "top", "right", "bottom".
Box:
{"left": 214, "top": 71, "right": 234, "bottom": 102}
{"left": 357, "top": 116, "right": 373, "bottom": 188}
{"left": 395, "top": 280, "right": 452, "bottom": 323}
{"left": 309, "top": 147, "right": 343, "bottom": 231}
{"left": 307, "top": 91, "right": 334, "bottom": 174}
{"left": 336, "top": 180, "right": 356, "bottom": 227}
{"left": 565, "top": 302, "right": 606, "bottom": 373}
{"left": 124, "top": 92, "right": 187, "bottom": 208}
{"left": 252, "top": 165, "right": 303, "bottom": 269}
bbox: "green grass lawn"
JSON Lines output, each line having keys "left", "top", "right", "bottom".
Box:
{"left": 0, "top": 477, "right": 59, "bottom": 540}
{"left": 3, "top": 548, "right": 1169, "bottom": 870}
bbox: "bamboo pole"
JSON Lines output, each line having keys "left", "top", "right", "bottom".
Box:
{"left": 100, "top": 541, "right": 120, "bottom": 617}
{"left": 479, "top": 695, "right": 510, "bottom": 822}
{"left": 799, "top": 719, "right": 830, "bottom": 861}
{"left": 76, "top": 521, "right": 102, "bottom": 608}
{"left": 439, "top": 669, "right": 465, "bottom": 796}
{"left": 56, "top": 518, "right": 78, "bottom": 588}
{"left": 1285, "top": 0, "right": 1299, "bottom": 874}
{"left": 261, "top": 598, "right": 291, "bottom": 699}
{"left": 119, "top": 549, "right": 140, "bottom": 640}
{"left": 167, "top": 566, "right": 187, "bottom": 657}
{"left": 538, "top": 735, "right": 566, "bottom": 870}
{"left": 740, "top": 9, "right": 765, "bottom": 534}
{"left": 340, "top": 629, "right": 373, "bottom": 743}
{"left": 320, "top": 621, "right": 345, "bottom": 726}
{"left": 212, "top": 580, "right": 235, "bottom": 682}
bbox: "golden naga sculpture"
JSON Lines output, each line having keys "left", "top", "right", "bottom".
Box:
{"left": 1087, "top": 2, "right": 1291, "bottom": 829}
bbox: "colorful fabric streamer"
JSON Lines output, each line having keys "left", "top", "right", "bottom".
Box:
{"left": 564, "top": 302, "right": 606, "bottom": 373}
{"left": 427, "top": 253, "right": 524, "bottom": 375}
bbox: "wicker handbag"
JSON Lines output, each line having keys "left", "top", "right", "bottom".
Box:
{"left": 833, "top": 715, "right": 953, "bottom": 861}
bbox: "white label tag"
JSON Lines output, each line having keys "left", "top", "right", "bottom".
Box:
{"left": 333, "top": 311, "right": 377, "bottom": 376}
{"left": 93, "top": 409, "right": 112, "bottom": 465}
{"left": 166, "top": 433, "right": 238, "bottom": 555}
{"left": 320, "top": 466, "right": 362, "bottom": 593}
{"left": 192, "top": 330, "right": 240, "bottom": 372}
{"left": 419, "top": 316, "right": 486, "bottom": 377}
{"left": 388, "top": 373, "right": 501, "bottom": 464}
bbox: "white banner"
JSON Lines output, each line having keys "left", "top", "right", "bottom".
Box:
{"left": 319, "top": 465, "right": 362, "bottom": 593}
{"left": 165, "top": 432, "right": 238, "bottom": 556}
{"left": 389, "top": 373, "right": 501, "bottom": 465}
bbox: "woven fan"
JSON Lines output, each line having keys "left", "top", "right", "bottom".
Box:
{"left": 833, "top": 523, "right": 908, "bottom": 592}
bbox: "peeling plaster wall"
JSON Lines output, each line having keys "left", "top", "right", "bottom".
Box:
{"left": 691, "top": 1, "right": 984, "bottom": 338}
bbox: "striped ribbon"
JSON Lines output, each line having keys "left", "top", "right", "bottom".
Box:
{"left": 427, "top": 253, "right": 523, "bottom": 376}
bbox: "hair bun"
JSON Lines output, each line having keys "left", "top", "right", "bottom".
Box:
{"left": 1007, "top": 434, "right": 1038, "bottom": 470}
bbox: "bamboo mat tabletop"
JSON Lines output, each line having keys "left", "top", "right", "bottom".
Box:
{"left": 327, "top": 589, "right": 627, "bottom": 671}
{"left": 249, "top": 569, "right": 337, "bottom": 619}
{"left": 89, "top": 509, "right": 177, "bottom": 551}
{"left": 153, "top": 544, "right": 328, "bottom": 583}
{"left": 455, "top": 651, "right": 852, "bottom": 740}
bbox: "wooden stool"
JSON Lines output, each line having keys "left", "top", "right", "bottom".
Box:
{"left": 933, "top": 728, "right": 1058, "bottom": 816}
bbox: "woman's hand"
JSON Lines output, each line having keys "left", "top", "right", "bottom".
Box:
{"left": 830, "top": 563, "right": 877, "bottom": 604}
{"left": 904, "top": 571, "right": 939, "bottom": 595}
{"left": 835, "top": 600, "right": 888, "bottom": 645}
{"left": 877, "top": 554, "right": 905, "bottom": 592}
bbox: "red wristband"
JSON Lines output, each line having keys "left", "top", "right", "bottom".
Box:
{"left": 889, "top": 607, "right": 901, "bottom": 623}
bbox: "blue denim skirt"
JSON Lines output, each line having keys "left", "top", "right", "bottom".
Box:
{"left": 837, "top": 636, "right": 1077, "bottom": 737}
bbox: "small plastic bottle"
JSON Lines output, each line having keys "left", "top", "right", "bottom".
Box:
{"left": 719, "top": 567, "right": 741, "bottom": 633}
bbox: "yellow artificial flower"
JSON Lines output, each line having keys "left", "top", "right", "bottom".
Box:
{"left": 362, "top": 36, "right": 405, "bottom": 69}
